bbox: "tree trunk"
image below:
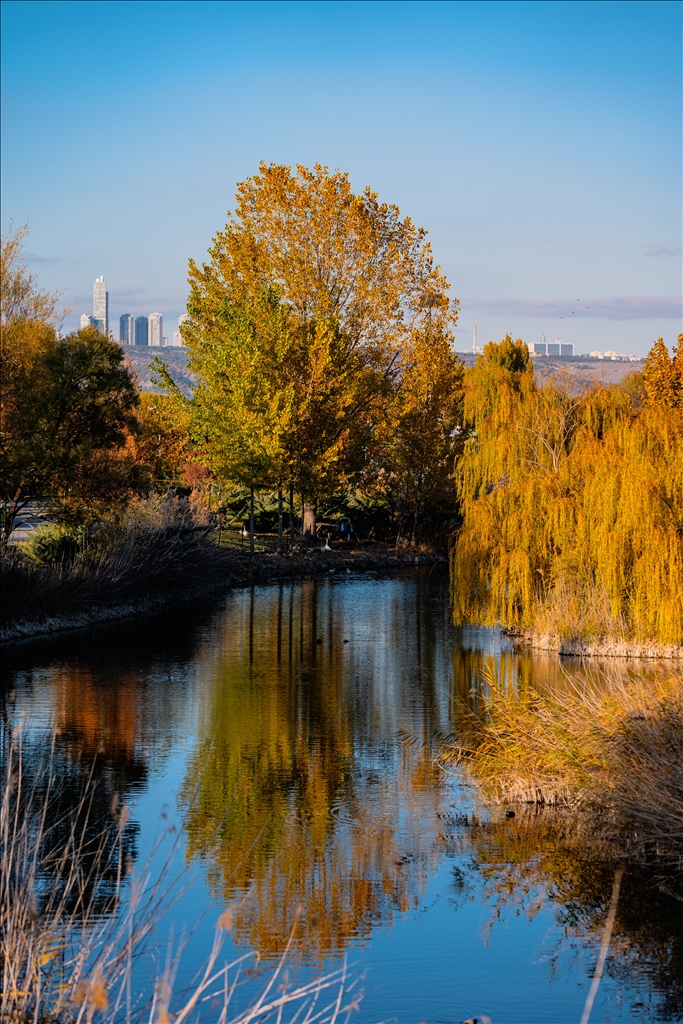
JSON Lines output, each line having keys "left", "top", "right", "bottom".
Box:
{"left": 302, "top": 501, "right": 317, "bottom": 539}
{"left": 410, "top": 473, "right": 422, "bottom": 547}
{"left": 396, "top": 477, "right": 410, "bottom": 548}
{"left": 289, "top": 481, "right": 295, "bottom": 551}
{"left": 249, "top": 486, "right": 255, "bottom": 555}
{"left": 277, "top": 485, "right": 284, "bottom": 555}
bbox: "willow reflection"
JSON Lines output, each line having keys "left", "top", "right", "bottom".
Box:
{"left": 181, "top": 577, "right": 452, "bottom": 959}
{"left": 443, "top": 808, "right": 683, "bottom": 1020}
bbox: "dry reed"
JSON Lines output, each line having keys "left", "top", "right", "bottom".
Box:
{"left": 1, "top": 729, "right": 363, "bottom": 1023}
{"left": 444, "top": 665, "right": 683, "bottom": 873}
{"left": 1, "top": 521, "right": 233, "bottom": 631}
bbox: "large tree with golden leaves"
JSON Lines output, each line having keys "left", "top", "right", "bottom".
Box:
{"left": 183, "top": 163, "right": 458, "bottom": 536}
{"left": 451, "top": 336, "right": 683, "bottom": 645}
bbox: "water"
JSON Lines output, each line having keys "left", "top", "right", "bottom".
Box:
{"left": 3, "top": 569, "right": 681, "bottom": 1023}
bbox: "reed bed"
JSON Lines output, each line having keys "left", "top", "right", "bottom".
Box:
{"left": 444, "top": 666, "right": 683, "bottom": 874}
{"left": 1, "top": 522, "right": 233, "bottom": 632}
{"left": 1, "top": 731, "right": 362, "bottom": 1023}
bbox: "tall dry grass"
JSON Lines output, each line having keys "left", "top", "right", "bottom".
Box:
{"left": 1, "top": 520, "right": 233, "bottom": 632}
{"left": 1, "top": 730, "right": 363, "bottom": 1023}
{"left": 444, "top": 665, "right": 683, "bottom": 874}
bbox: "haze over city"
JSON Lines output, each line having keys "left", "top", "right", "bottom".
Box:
{"left": 1, "top": 0, "right": 681, "bottom": 356}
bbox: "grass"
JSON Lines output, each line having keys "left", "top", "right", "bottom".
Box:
{"left": 1, "top": 728, "right": 363, "bottom": 1023}
{"left": 1, "top": 520, "right": 234, "bottom": 632}
{"left": 444, "top": 664, "right": 683, "bottom": 875}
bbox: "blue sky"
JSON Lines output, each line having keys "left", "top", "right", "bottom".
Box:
{"left": 2, "top": 0, "right": 681, "bottom": 355}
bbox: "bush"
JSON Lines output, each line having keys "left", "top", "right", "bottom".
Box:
{"left": 21, "top": 522, "right": 82, "bottom": 565}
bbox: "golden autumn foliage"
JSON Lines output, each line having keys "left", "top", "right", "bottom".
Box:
{"left": 177, "top": 163, "right": 462, "bottom": 539}
{"left": 123, "top": 391, "right": 193, "bottom": 486}
{"left": 372, "top": 323, "right": 465, "bottom": 544}
{"left": 451, "top": 336, "right": 683, "bottom": 645}
{"left": 185, "top": 162, "right": 454, "bottom": 356}
{"left": 643, "top": 334, "right": 683, "bottom": 410}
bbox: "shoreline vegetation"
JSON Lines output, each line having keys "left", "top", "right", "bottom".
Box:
{"left": 2, "top": 173, "right": 681, "bottom": 656}
{"left": 1, "top": 732, "right": 363, "bottom": 1023}
{"left": 501, "top": 626, "right": 683, "bottom": 660}
{"left": 443, "top": 664, "right": 683, "bottom": 893}
{"left": 0, "top": 522, "right": 441, "bottom": 643}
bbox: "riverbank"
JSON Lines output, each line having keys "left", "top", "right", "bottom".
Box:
{"left": 0, "top": 544, "right": 443, "bottom": 643}
{"left": 502, "top": 626, "right": 683, "bottom": 660}
{"left": 443, "top": 666, "right": 683, "bottom": 883}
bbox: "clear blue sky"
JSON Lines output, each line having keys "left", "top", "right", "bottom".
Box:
{"left": 2, "top": 0, "right": 681, "bottom": 355}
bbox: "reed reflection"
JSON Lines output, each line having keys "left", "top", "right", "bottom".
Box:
{"left": 181, "top": 576, "right": 453, "bottom": 959}
{"left": 442, "top": 808, "right": 683, "bottom": 1020}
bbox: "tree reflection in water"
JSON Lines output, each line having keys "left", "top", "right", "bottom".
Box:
{"left": 181, "top": 577, "right": 452, "bottom": 959}
{"left": 3, "top": 573, "right": 681, "bottom": 1019}
{"left": 442, "top": 808, "right": 683, "bottom": 1021}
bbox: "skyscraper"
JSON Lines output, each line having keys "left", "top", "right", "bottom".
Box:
{"left": 80, "top": 314, "right": 96, "bottom": 330}
{"left": 148, "top": 312, "right": 163, "bottom": 347}
{"left": 172, "top": 312, "right": 189, "bottom": 347}
{"left": 135, "top": 316, "right": 149, "bottom": 346}
{"left": 119, "top": 314, "right": 134, "bottom": 346}
{"left": 93, "top": 276, "right": 108, "bottom": 334}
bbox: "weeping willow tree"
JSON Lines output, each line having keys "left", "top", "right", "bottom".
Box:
{"left": 451, "top": 335, "right": 683, "bottom": 645}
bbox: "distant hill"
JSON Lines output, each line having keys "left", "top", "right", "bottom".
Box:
{"left": 124, "top": 346, "right": 195, "bottom": 396}
{"left": 125, "top": 345, "right": 642, "bottom": 398}
{"left": 455, "top": 351, "right": 643, "bottom": 388}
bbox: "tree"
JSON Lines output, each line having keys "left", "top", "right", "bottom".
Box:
{"left": 183, "top": 163, "right": 457, "bottom": 536}
{"left": 1, "top": 325, "right": 141, "bottom": 544}
{"left": 450, "top": 340, "right": 683, "bottom": 644}
{"left": 373, "top": 320, "right": 464, "bottom": 545}
{"left": 643, "top": 336, "right": 682, "bottom": 411}
{"left": 125, "top": 392, "right": 193, "bottom": 488}
{"left": 180, "top": 292, "right": 292, "bottom": 552}
{"left": 482, "top": 334, "right": 530, "bottom": 373}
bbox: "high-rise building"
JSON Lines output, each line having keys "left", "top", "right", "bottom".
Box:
{"left": 148, "top": 312, "right": 163, "bottom": 347}
{"left": 119, "top": 314, "right": 134, "bottom": 346}
{"left": 173, "top": 313, "right": 189, "bottom": 347}
{"left": 93, "top": 276, "right": 109, "bottom": 335}
{"left": 547, "top": 340, "right": 561, "bottom": 357}
{"left": 560, "top": 343, "right": 573, "bottom": 357}
{"left": 80, "top": 314, "right": 96, "bottom": 330}
{"left": 135, "top": 316, "right": 149, "bottom": 346}
{"left": 531, "top": 340, "right": 547, "bottom": 355}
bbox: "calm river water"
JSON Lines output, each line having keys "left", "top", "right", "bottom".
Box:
{"left": 3, "top": 569, "right": 681, "bottom": 1023}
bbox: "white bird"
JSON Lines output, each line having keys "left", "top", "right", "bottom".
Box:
{"left": 322, "top": 538, "right": 332, "bottom": 552}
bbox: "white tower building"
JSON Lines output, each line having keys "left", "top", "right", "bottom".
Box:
{"left": 93, "top": 276, "right": 109, "bottom": 334}
{"left": 149, "top": 312, "right": 163, "bottom": 347}
{"left": 173, "top": 312, "right": 189, "bottom": 346}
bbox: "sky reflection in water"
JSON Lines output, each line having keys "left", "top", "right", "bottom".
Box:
{"left": 3, "top": 569, "right": 681, "bottom": 1023}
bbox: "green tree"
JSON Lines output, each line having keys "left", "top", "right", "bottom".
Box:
{"left": 1, "top": 325, "right": 141, "bottom": 544}
{"left": 183, "top": 163, "right": 457, "bottom": 538}
{"left": 184, "top": 292, "right": 291, "bottom": 552}
{"left": 482, "top": 334, "right": 531, "bottom": 373}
